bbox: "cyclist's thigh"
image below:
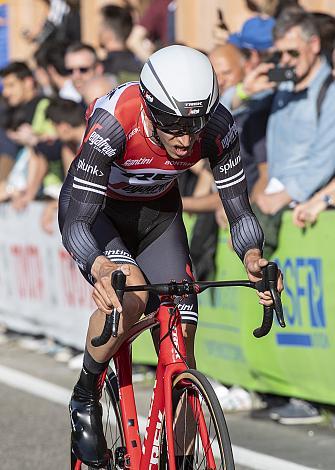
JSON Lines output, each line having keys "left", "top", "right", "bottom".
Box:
{"left": 59, "top": 175, "right": 147, "bottom": 306}
{"left": 136, "top": 206, "right": 198, "bottom": 327}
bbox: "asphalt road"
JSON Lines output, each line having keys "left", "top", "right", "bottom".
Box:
{"left": 0, "top": 337, "right": 334, "bottom": 470}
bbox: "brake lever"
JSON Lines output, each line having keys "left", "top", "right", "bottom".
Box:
{"left": 91, "top": 270, "right": 126, "bottom": 347}
{"left": 253, "top": 262, "right": 285, "bottom": 338}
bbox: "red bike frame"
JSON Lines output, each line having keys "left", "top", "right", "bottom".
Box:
{"left": 111, "top": 295, "right": 214, "bottom": 469}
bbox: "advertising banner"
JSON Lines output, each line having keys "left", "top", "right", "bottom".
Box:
{"left": 1, "top": 204, "right": 334, "bottom": 403}
{"left": 0, "top": 203, "right": 94, "bottom": 349}
{"left": 135, "top": 211, "right": 335, "bottom": 404}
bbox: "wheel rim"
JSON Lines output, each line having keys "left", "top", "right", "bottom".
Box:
{"left": 166, "top": 371, "right": 233, "bottom": 470}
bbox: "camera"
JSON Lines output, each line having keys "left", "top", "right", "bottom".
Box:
{"left": 267, "top": 66, "right": 296, "bottom": 83}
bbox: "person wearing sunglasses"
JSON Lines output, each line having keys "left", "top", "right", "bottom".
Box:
{"left": 254, "top": 8, "right": 335, "bottom": 219}
{"left": 58, "top": 45, "right": 283, "bottom": 467}
{"left": 64, "top": 42, "right": 104, "bottom": 97}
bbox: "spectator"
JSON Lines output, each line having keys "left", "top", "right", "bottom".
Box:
{"left": 38, "top": 98, "right": 85, "bottom": 232}
{"left": 312, "top": 13, "right": 335, "bottom": 65}
{"left": 81, "top": 75, "right": 118, "bottom": 107}
{"left": 292, "top": 177, "right": 335, "bottom": 228}
{"left": 127, "top": 0, "right": 174, "bottom": 62}
{"left": 213, "top": 27, "right": 273, "bottom": 202}
{"left": 255, "top": 10, "right": 335, "bottom": 219}
{"left": 251, "top": 16, "right": 335, "bottom": 421}
{"left": 34, "top": 40, "right": 81, "bottom": 102}
{"left": 99, "top": 4, "right": 142, "bottom": 84}
{"left": 64, "top": 42, "right": 103, "bottom": 99}
{"left": 209, "top": 44, "right": 245, "bottom": 96}
{"left": 0, "top": 62, "right": 55, "bottom": 198}
{"left": 1, "top": 62, "right": 52, "bottom": 135}
{"left": 246, "top": 0, "right": 300, "bottom": 17}
{"left": 0, "top": 98, "right": 19, "bottom": 181}
{"left": 23, "top": 0, "right": 81, "bottom": 46}
{"left": 225, "top": 16, "right": 277, "bottom": 110}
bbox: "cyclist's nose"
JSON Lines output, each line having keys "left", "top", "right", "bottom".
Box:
{"left": 178, "top": 134, "right": 191, "bottom": 146}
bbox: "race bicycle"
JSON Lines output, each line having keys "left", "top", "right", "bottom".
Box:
{"left": 71, "top": 261, "right": 285, "bottom": 470}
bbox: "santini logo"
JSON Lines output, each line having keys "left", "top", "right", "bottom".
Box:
{"left": 78, "top": 159, "right": 104, "bottom": 177}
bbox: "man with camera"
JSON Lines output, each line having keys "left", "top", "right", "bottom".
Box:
{"left": 254, "top": 9, "right": 335, "bottom": 221}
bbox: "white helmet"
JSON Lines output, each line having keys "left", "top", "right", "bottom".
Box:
{"left": 140, "top": 45, "right": 219, "bottom": 135}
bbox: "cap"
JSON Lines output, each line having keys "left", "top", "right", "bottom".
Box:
{"left": 228, "top": 16, "right": 275, "bottom": 51}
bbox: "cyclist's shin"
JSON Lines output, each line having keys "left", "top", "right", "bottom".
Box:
{"left": 69, "top": 364, "right": 109, "bottom": 468}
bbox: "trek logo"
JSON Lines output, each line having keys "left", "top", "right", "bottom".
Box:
{"left": 143, "top": 379, "right": 164, "bottom": 467}
{"left": 219, "top": 155, "right": 241, "bottom": 174}
{"left": 78, "top": 159, "right": 104, "bottom": 177}
{"left": 275, "top": 258, "right": 329, "bottom": 349}
{"left": 185, "top": 101, "right": 203, "bottom": 107}
{"left": 221, "top": 122, "right": 238, "bottom": 149}
{"left": 149, "top": 410, "right": 164, "bottom": 466}
{"left": 171, "top": 326, "right": 181, "bottom": 360}
{"left": 127, "top": 127, "right": 140, "bottom": 140}
{"left": 84, "top": 123, "right": 116, "bottom": 157}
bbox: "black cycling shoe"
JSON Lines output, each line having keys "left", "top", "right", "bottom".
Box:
{"left": 70, "top": 366, "right": 110, "bottom": 469}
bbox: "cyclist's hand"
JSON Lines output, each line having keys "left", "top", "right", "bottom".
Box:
{"left": 91, "top": 256, "right": 130, "bottom": 314}
{"left": 243, "top": 249, "right": 283, "bottom": 306}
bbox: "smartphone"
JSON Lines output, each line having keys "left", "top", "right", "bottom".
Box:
{"left": 268, "top": 66, "right": 296, "bottom": 83}
{"left": 217, "top": 8, "right": 229, "bottom": 31}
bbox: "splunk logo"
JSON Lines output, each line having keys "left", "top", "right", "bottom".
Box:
{"left": 275, "top": 257, "right": 329, "bottom": 349}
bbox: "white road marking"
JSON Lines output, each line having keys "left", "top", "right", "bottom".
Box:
{"left": 0, "top": 364, "right": 318, "bottom": 470}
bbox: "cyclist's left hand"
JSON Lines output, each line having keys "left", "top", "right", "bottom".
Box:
{"left": 244, "top": 249, "right": 284, "bottom": 306}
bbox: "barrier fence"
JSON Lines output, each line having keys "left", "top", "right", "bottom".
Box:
{"left": 0, "top": 203, "right": 334, "bottom": 404}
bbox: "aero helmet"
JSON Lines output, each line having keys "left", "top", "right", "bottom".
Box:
{"left": 140, "top": 45, "right": 219, "bottom": 135}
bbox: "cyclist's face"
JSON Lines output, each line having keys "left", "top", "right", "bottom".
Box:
{"left": 156, "top": 128, "right": 198, "bottom": 159}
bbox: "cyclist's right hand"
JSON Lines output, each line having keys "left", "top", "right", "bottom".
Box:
{"left": 91, "top": 256, "right": 130, "bottom": 314}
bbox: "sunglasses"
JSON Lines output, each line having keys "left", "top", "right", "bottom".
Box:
{"left": 66, "top": 66, "right": 93, "bottom": 74}
{"left": 274, "top": 49, "right": 300, "bottom": 60}
{"left": 152, "top": 110, "right": 210, "bottom": 136}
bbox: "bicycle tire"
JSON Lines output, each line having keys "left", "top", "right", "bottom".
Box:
{"left": 75, "top": 367, "right": 126, "bottom": 470}
{"left": 160, "top": 369, "right": 235, "bottom": 469}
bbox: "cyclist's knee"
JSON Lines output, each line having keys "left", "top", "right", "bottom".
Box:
{"left": 123, "top": 264, "right": 148, "bottom": 316}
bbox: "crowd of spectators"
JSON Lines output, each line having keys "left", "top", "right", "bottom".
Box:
{"left": 1, "top": 0, "right": 335, "bottom": 426}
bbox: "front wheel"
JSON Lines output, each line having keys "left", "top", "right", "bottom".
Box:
{"left": 160, "top": 369, "right": 235, "bottom": 469}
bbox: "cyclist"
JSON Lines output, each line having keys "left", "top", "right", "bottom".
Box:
{"left": 59, "top": 45, "right": 283, "bottom": 468}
